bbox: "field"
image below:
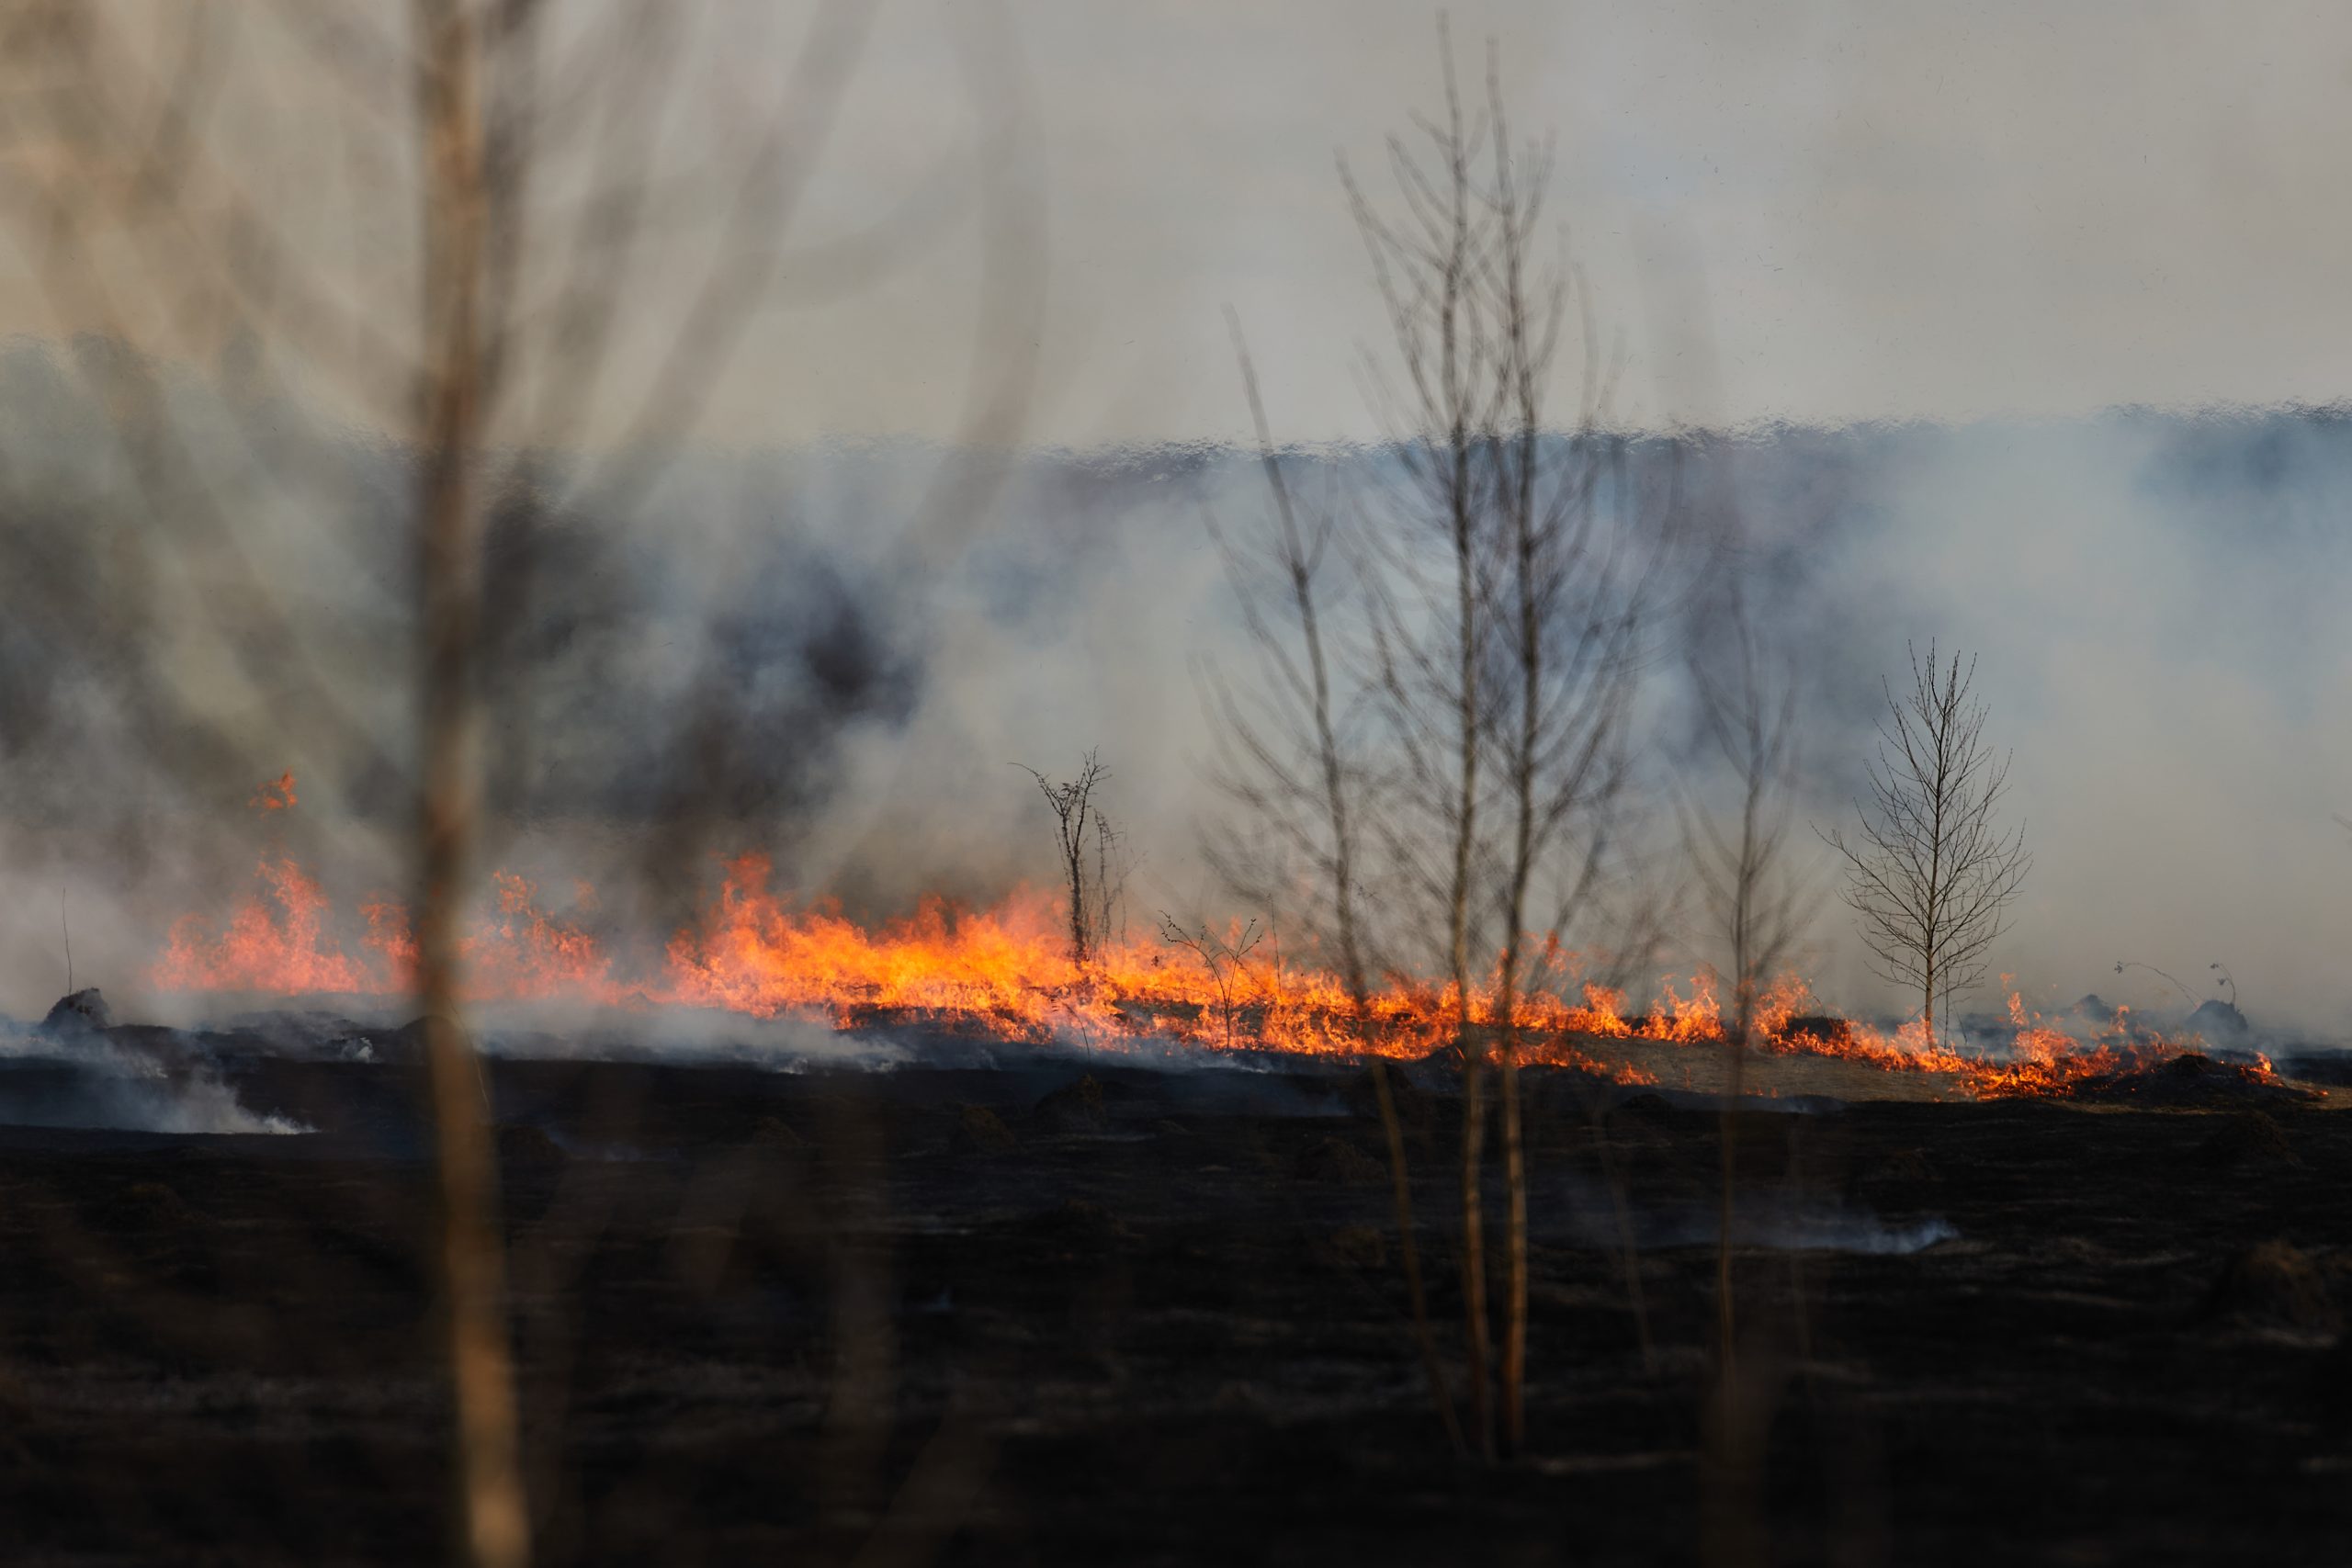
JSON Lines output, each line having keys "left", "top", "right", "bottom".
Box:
{"left": 1, "top": 1026, "right": 2348, "bottom": 1564}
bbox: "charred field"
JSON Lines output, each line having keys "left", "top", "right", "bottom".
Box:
{"left": 3, "top": 1013, "right": 2351, "bottom": 1566}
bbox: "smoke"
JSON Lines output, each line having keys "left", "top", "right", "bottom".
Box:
{"left": 1559, "top": 1180, "right": 1961, "bottom": 1257}
{"left": 2, "top": 333, "right": 2349, "bottom": 1036}
{"left": 0, "top": 1023, "right": 304, "bottom": 1136}
{"left": 1711, "top": 410, "right": 2352, "bottom": 1034}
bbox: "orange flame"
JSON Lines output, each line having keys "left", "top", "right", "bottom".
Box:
{"left": 154, "top": 863, "right": 622, "bottom": 1005}
{"left": 152, "top": 857, "right": 379, "bottom": 995}
{"left": 249, "top": 772, "right": 298, "bottom": 813}
{"left": 145, "top": 852, "right": 2299, "bottom": 1101}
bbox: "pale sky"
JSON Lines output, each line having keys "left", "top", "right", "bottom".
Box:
{"left": 769, "top": 0, "right": 2352, "bottom": 445}
{"left": 10, "top": 2, "right": 2349, "bottom": 449}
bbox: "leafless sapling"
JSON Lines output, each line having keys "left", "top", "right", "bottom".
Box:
{"left": 1676, "top": 577, "right": 1814, "bottom": 1525}
{"left": 1201, "top": 316, "right": 1462, "bottom": 1452}
{"left": 1156, "top": 912, "right": 1265, "bottom": 1051}
{"left": 1023, "top": 751, "right": 1108, "bottom": 965}
{"left": 1472, "top": 43, "right": 1668, "bottom": 1456}
{"left": 1340, "top": 17, "right": 1515, "bottom": 1457}
{"left": 1821, "top": 643, "right": 2030, "bottom": 1046}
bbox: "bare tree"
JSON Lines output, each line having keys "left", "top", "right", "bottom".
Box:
{"left": 1155, "top": 912, "right": 1265, "bottom": 1050}
{"left": 1681, "top": 593, "right": 1812, "bottom": 1065}
{"left": 1200, "top": 320, "right": 1462, "bottom": 1452}
{"left": 1677, "top": 575, "right": 1813, "bottom": 1419}
{"left": 1211, "top": 23, "right": 1677, "bottom": 1461}
{"left": 1474, "top": 49, "right": 1665, "bottom": 1456}
{"left": 1023, "top": 750, "right": 1108, "bottom": 965}
{"left": 1821, "top": 643, "right": 2030, "bottom": 1045}
{"left": 1342, "top": 17, "right": 1510, "bottom": 1458}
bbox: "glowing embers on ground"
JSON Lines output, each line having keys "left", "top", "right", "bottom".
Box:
{"left": 147, "top": 850, "right": 2290, "bottom": 1098}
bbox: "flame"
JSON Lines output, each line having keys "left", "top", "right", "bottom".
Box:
{"left": 1564, "top": 984, "right": 1632, "bottom": 1037}
{"left": 657, "top": 856, "right": 1644, "bottom": 1073}
{"left": 153, "top": 863, "right": 623, "bottom": 1005}
{"left": 1649, "top": 973, "right": 1721, "bottom": 1042}
{"left": 250, "top": 772, "right": 298, "bottom": 812}
{"left": 143, "top": 852, "right": 2301, "bottom": 1101}
{"left": 152, "top": 857, "right": 380, "bottom": 995}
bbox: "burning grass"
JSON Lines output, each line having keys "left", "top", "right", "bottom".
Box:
{"left": 141, "top": 852, "right": 2315, "bottom": 1103}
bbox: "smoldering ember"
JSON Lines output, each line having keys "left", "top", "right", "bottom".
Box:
{"left": 6, "top": 8, "right": 2352, "bottom": 1568}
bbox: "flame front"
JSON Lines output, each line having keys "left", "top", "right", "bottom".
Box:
{"left": 143, "top": 851, "right": 2294, "bottom": 1100}
{"left": 152, "top": 857, "right": 375, "bottom": 995}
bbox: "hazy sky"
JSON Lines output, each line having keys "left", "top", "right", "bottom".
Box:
{"left": 8, "top": 2, "right": 2345, "bottom": 448}
{"left": 769, "top": 0, "right": 2352, "bottom": 446}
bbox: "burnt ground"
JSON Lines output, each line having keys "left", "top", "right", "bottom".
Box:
{"left": 2, "top": 1033, "right": 2352, "bottom": 1565}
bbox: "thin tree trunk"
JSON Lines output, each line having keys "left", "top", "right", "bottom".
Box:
{"left": 413, "top": 6, "right": 530, "bottom": 1564}
{"left": 1498, "top": 1027, "right": 1527, "bottom": 1451}
{"left": 1714, "top": 984, "right": 1747, "bottom": 1396}
{"left": 1369, "top": 1058, "right": 1463, "bottom": 1453}
{"left": 1452, "top": 479, "right": 1492, "bottom": 1461}
{"left": 1497, "top": 412, "right": 1540, "bottom": 1459}
{"left": 1458, "top": 1052, "right": 1490, "bottom": 1458}
{"left": 1224, "top": 318, "right": 1460, "bottom": 1450}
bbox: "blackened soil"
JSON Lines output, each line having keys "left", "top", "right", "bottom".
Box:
{"left": 1, "top": 1051, "right": 2350, "bottom": 1565}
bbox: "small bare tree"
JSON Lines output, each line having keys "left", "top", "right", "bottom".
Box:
{"left": 1475, "top": 51, "right": 1667, "bottom": 1455}
{"left": 1023, "top": 751, "right": 1108, "bottom": 964}
{"left": 1200, "top": 320, "right": 1462, "bottom": 1454}
{"left": 1681, "top": 592, "right": 1812, "bottom": 1068}
{"left": 1211, "top": 24, "right": 1677, "bottom": 1461}
{"left": 1342, "top": 19, "right": 1512, "bottom": 1459}
{"left": 1677, "top": 580, "right": 1813, "bottom": 1463}
{"left": 1821, "top": 643, "right": 2030, "bottom": 1045}
{"left": 1156, "top": 912, "right": 1265, "bottom": 1050}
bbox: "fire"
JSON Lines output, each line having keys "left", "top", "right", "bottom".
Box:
{"left": 152, "top": 857, "right": 379, "bottom": 995}
{"left": 1961, "top": 993, "right": 2241, "bottom": 1100}
{"left": 143, "top": 852, "right": 2301, "bottom": 1101}
{"left": 250, "top": 771, "right": 298, "bottom": 812}
{"left": 1564, "top": 984, "right": 1632, "bottom": 1037}
{"left": 660, "top": 856, "right": 1644, "bottom": 1073}
{"left": 664, "top": 858, "right": 1079, "bottom": 1029}
{"left": 153, "top": 863, "right": 625, "bottom": 1006}
{"left": 1648, "top": 973, "right": 1721, "bottom": 1043}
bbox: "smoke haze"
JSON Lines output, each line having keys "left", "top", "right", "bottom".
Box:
{"left": 0, "top": 337, "right": 2346, "bottom": 1033}
{"left": 4, "top": 4, "right": 2349, "bottom": 1038}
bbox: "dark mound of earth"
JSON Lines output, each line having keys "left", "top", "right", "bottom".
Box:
{"left": 1295, "top": 1134, "right": 1385, "bottom": 1183}
{"left": 2204, "top": 1240, "right": 2350, "bottom": 1333}
{"left": 1032, "top": 1073, "right": 1112, "bottom": 1133}
{"left": 38, "top": 989, "right": 112, "bottom": 1035}
{"left": 2198, "top": 1111, "right": 2302, "bottom": 1168}
{"left": 1781, "top": 1014, "right": 1853, "bottom": 1046}
{"left": 2054, "top": 1051, "right": 2322, "bottom": 1108}
{"left": 2188, "top": 998, "right": 2252, "bottom": 1043}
